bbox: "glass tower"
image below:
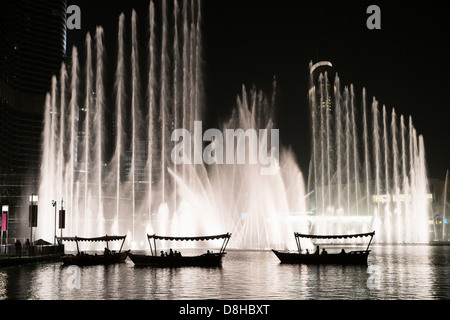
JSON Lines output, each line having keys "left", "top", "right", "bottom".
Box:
{"left": 0, "top": 0, "right": 67, "bottom": 237}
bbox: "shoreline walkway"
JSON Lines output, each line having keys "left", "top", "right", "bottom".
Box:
{"left": 0, "top": 254, "right": 61, "bottom": 267}
{"left": 0, "top": 244, "right": 63, "bottom": 268}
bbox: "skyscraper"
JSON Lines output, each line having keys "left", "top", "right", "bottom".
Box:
{"left": 0, "top": 0, "right": 67, "bottom": 235}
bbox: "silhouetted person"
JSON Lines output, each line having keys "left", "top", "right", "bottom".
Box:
{"left": 321, "top": 248, "right": 328, "bottom": 255}
{"left": 314, "top": 245, "right": 320, "bottom": 255}
{"left": 306, "top": 249, "right": 310, "bottom": 254}
{"left": 24, "top": 239, "right": 30, "bottom": 256}
{"left": 160, "top": 251, "right": 165, "bottom": 257}
{"left": 340, "top": 249, "right": 346, "bottom": 254}
{"left": 169, "top": 248, "right": 174, "bottom": 257}
{"left": 15, "top": 240, "right": 22, "bottom": 258}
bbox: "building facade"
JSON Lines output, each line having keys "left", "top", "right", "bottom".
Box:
{"left": 0, "top": 0, "right": 67, "bottom": 238}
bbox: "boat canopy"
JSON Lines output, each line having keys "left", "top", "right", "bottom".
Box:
{"left": 56, "top": 235, "right": 127, "bottom": 253}
{"left": 294, "top": 231, "right": 375, "bottom": 239}
{"left": 146, "top": 233, "right": 232, "bottom": 256}
{"left": 57, "top": 235, "right": 126, "bottom": 242}
{"left": 147, "top": 233, "right": 231, "bottom": 241}
{"left": 293, "top": 231, "right": 375, "bottom": 253}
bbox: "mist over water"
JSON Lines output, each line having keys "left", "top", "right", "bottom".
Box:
{"left": 36, "top": 0, "right": 430, "bottom": 251}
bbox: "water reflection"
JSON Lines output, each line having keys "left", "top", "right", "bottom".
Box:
{"left": 430, "top": 246, "right": 450, "bottom": 299}
{"left": 0, "top": 245, "right": 448, "bottom": 300}
{"left": 369, "top": 245, "right": 436, "bottom": 299}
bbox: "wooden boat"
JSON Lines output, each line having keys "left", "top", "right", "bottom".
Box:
{"left": 272, "top": 231, "right": 375, "bottom": 265}
{"left": 56, "top": 235, "right": 129, "bottom": 266}
{"left": 128, "top": 233, "right": 231, "bottom": 267}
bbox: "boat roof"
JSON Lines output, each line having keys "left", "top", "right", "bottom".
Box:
{"left": 147, "top": 233, "right": 231, "bottom": 241}
{"left": 57, "top": 235, "right": 126, "bottom": 242}
{"left": 294, "top": 231, "right": 375, "bottom": 239}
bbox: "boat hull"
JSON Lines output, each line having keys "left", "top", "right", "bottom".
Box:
{"left": 128, "top": 252, "right": 224, "bottom": 267}
{"left": 61, "top": 251, "right": 129, "bottom": 266}
{"left": 272, "top": 249, "right": 370, "bottom": 265}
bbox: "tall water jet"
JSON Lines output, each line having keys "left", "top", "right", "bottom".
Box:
{"left": 172, "top": 0, "right": 181, "bottom": 212}
{"left": 146, "top": 1, "right": 156, "bottom": 224}
{"left": 112, "top": 13, "right": 126, "bottom": 235}
{"left": 308, "top": 61, "right": 430, "bottom": 243}
{"left": 82, "top": 32, "right": 93, "bottom": 235}
{"left": 362, "top": 89, "right": 371, "bottom": 219}
{"left": 130, "top": 10, "right": 142, "bottom": 240}
{"left": 160, "top": 0, "right": 169, "bottom": 205}
{"left": 68, "top": 47, "right": 79, "bottom": 235}
{"left": 372, "top": 97, "right": 381, "bottom": 237}
{"left": 94, "top": 26, "right": 105, "bottom": 237}
{"left": 58, "top": 63, "right": 66, "bottom": 212}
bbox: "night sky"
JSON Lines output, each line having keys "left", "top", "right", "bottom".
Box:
{"left": 66, "top": 0, "right": 450, "bottom": 180}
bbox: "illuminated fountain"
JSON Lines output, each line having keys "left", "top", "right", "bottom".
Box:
{"left": 36, "top": 0, "right": 307, "bottom": 250}
{"left": 308, "top": 61, "right": 430, "bottom": 243}
{"left": 36, "top": 1, "right": 430, "bottom": 250}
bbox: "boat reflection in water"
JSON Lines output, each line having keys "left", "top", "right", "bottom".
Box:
{"left": 56, "top": 235, "right": 129, "bottom": 266}
{"left": 272, "top": 231, "right": 375, "bottom": 265}
{"left": 128, "top": 233, "right": 231, "bottom": 267}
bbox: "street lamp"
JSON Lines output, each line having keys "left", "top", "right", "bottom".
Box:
{"left": 52, "top": 200, "right": 56, "bottom": 244}
{"left": 1, "top": 205, "right": 8, "bottom": 253}
{"left": 29, "top": 194, "right": 38, "bottom": 244}
{"left": 59, "top": 199, "right": 66, "bottom": 238}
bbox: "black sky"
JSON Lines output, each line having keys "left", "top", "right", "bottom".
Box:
{"left": 66, "top": 0, "right": 450, "bottom": 180}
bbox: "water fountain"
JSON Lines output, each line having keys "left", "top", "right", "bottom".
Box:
{"left": 36, "top": 1, "right": 430, "bottom": 251}
{"left": 36, "top": 0, "right": 307, "bottom": 250}
{"left": 308, "top": 61, "right": 430, "bottom": 243}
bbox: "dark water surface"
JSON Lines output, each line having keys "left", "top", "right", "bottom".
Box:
{"left": 0, "top": 245, "right": 449, "bottom": 300}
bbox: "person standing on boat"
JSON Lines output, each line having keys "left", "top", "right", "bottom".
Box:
{"left": 321, "top": 248, "right": 328, "bottom": 255}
